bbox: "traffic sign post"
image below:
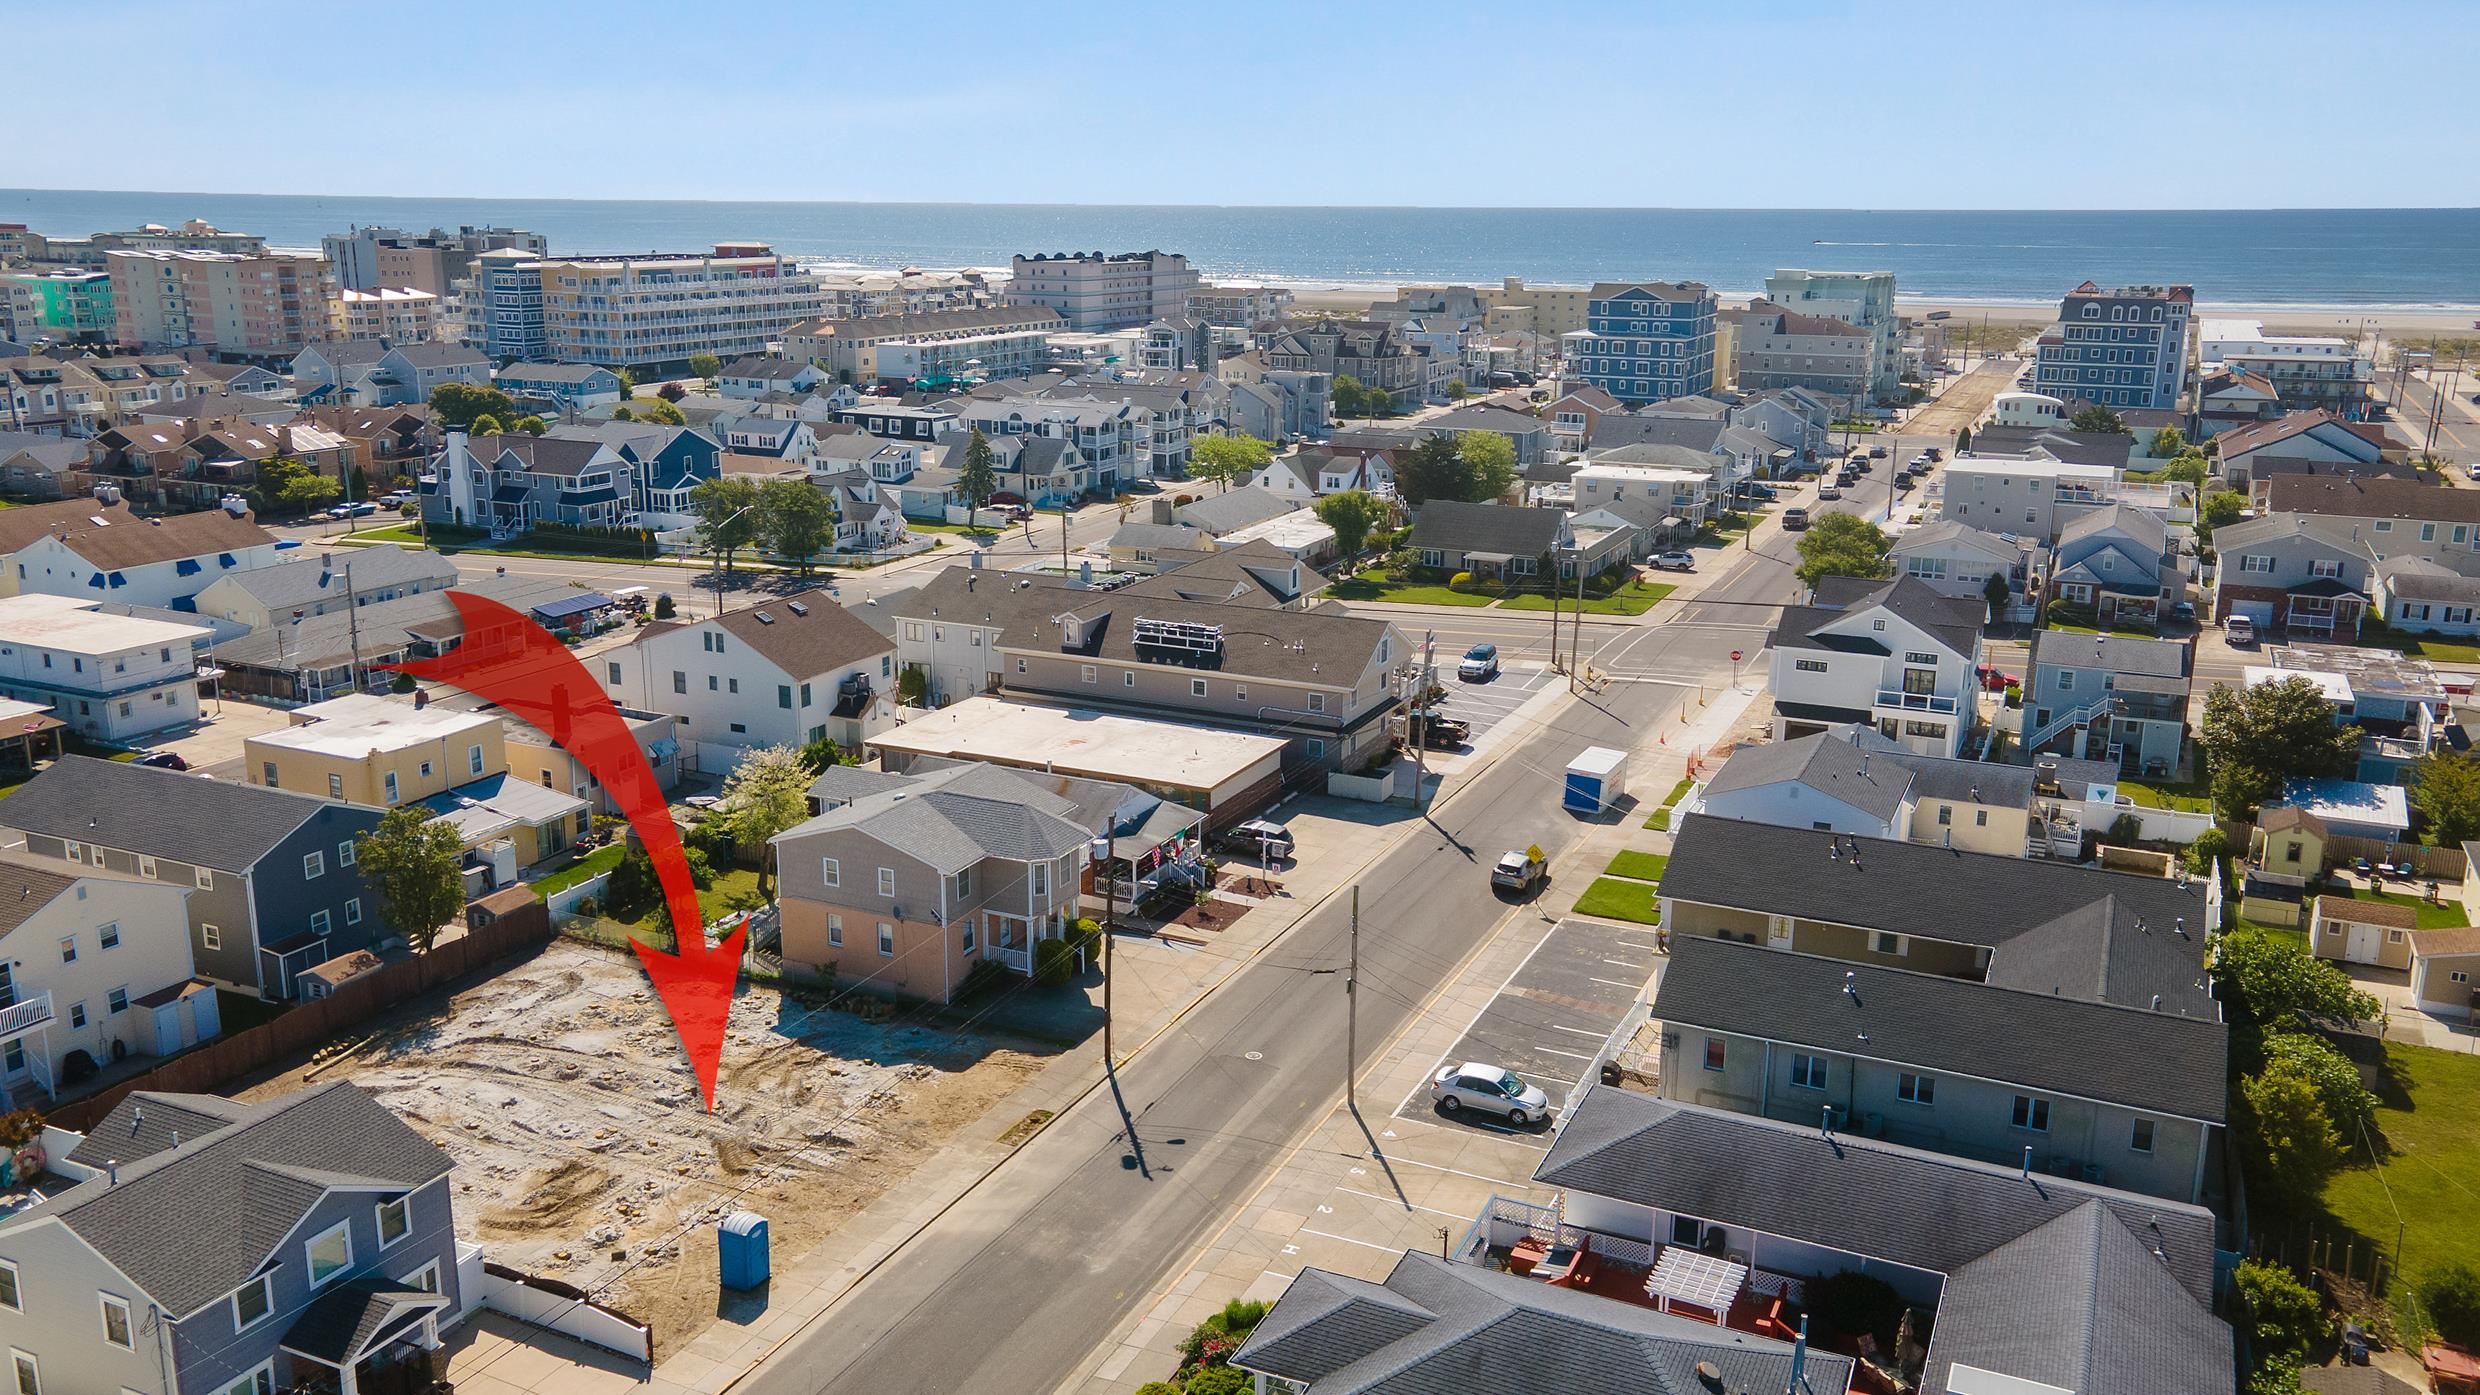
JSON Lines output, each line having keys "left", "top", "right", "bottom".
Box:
{"left": 1730, "top": 649, "right": 1744, "bottom": 685}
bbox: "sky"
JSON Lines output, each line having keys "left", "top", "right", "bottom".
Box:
{"left": 17, "top": 0, "right": 2479, "bottom": 209}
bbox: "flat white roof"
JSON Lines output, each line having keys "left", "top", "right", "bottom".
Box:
{"left": 1219, "top": 509, "right": 1336, "bottom": 550}
{"left": 0, "top": 594, "right": 211, "bottom": 654}
{"left": 2245, "top": 664, "right": 2355, "bottom": 705}
{"left": 252, "top": 692, "right": 498, "bottom": 757}
{"left": 866, "top": 697, "right": 1284, "bottom": 792}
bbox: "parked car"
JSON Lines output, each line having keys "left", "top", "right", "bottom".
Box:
{"left": 1217, "top": 818, "right": 1296, "bottom": 859}
{"left": 1417, "top": 713, "right": 1471, "bottom": 747}
{"left": 1893, "top": 474, "right": 1915, "bottom": 492}
{"left": 345, "top": 500, "right": 380, "bottom": 517}
{"left": 2225, "top": 614, "right": 2258, "bottom": 647}
{"left": 1649, "top": 550, "right": 1696, "bottom": 572}
{"left": 1976, "top": 664, "right": 2019, "bottom": 693}
{"left": 1782, "top": 508, "right": 1811, "bottom": 530}
{"left": 1734, "top": 481, "right": 1778, "bottom": 502}
{"left": 1458, "top": 643, "right": 1500, "bottom": 681}
{"left": 2173, "top": 600, "right": 2197, "bottom": 624}
{"left": 1869, "top": 445, "right": 1889, "bottom": 458}
{"left": 134, "top": 751, "right": 189, "bottom": 770}
{"left": 1430, "top": 1061, "right": 1553, "bottom": 1126}
{"left": 1817, "top": 484, "right": 1843, "bottom": 500}
{"left": 1925, "top": 446, "right": 1943, "bottom": 461}
{"left": 1491, "top": 847, "right": 1547, "bottom": 895}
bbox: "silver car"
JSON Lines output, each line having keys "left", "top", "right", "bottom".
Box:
{"left": 1430, "top": 1061, "right": 1553, "bottom": 1126}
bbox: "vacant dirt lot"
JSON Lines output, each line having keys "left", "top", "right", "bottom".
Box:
{"left": 242, "top": 940, "right": 1047, "bottom": 1351}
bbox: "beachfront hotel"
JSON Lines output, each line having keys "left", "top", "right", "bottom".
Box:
{"left": 1560, "top": 280, "right": 1719, "bottom": 406}
{"left": 2031, "top": 280, "right": 2195, "bottom": 413}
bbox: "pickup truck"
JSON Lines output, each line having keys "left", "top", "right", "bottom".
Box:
{"left": 1416, "top": 713, "right": 1471, "bottom": 747}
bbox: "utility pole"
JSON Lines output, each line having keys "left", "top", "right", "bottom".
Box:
{"left": 341, "top": 559, "right": 364, "bottom": 693}
{"left": 1410, "top": 631, "right": 1434, "bottom": 808}
{"left": 1346, "top": 886, "right": 1359, "bottom": 1115}
{"left": 1095, "top": 836, "right": 1115, "bottom": 1072}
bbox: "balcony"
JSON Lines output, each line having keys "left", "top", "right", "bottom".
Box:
{"left": 1874, "top": 688, "right": 1959, "bottom": 715}
{"left": 0, "top": 991, "right": 54, "bottom": 1043}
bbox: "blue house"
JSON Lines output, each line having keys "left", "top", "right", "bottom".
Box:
{"left": 1560, "top": 281, "right": 1718, "bottom": 406}
{"left": 545, "top": 421, "right": 720, "bottom": 528}
{"left": 496, "top": 362, "right": 625, "bottom": 410}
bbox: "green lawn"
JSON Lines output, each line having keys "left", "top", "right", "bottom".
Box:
{"left": 1605, "top": 850, "right": 1668, "bottom": 882}
{"left": 1326, "top": 571, "right": 1496, "bottom": 607}
{"left": 534, "top": 844, "right": 623, "bottom": 896}
{"left": 2363, "top": 629, "right": 2480, "bottom": 666}
{"left": 1497, "top": 580, "right": 1677, "bottom": 616}
{"left": 2119, "top": 778, "right": 2213, "bottom": 813}
{"left": 1572, "top": 877, "right": 1662, "bottom": 925}
{"left": 343, "top": 525, "right": 428, "bottom": 545}
{"left": 904, "top": 520, "right": 1002, "bottom": 536}
{"left": 2324, "top": 1042, "right": 2480, "bottom": 1287}
{"left": 1643, "top": 777, "right": 1696, "bottom": 830}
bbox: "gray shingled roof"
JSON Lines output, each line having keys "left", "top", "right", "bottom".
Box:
{"left": 1660, "top": 816, "right": 2218, "bottom": 1014}
{"left": 1409, "top": 500, "right": 1564, "bottom": 556}
{"left": 1656, "top": 936, "right": 2226, "bottom": 1121}
{"left": 2377, "top": 556, "right": 2480, "bottom": 603}
{"left": 0, "top": 755, "right": 365, "bottom": 870}
{"left": 775, "top": 772, "right": 1091, "bottom": 873}
{"left": 203, "top": 546, "right": 458, "bottom": 611}
{"left": 1175, "top": 485, "right": 1297, "bottom": 537}
{"left": 1700, "top": 731, "right": 1912, "bottom": 821}
{"left": 2030, "top": 630, "right": 2193, "bottom": 681}
{"left": 1772, "top": 577, "right": 1982, "bottom": 662}
{"left": 1587, "top": 416, "right": 1727, "bottom": 453}
{"left": 1235, "top": 1251, "right": 1857, "bottom": 1395}
{"left": 13, "top": 1084, "right": 452, "bottom": 1314}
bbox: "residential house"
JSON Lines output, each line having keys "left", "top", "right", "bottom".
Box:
{"left": 496, "top": 362, "right": 625, "bottom": 411}
{"left": 1560, "top": 281, "right": 1719, "bottom": 406}
{"left": 290, "top": 340, "right": 391, "bottom": 406}
{"left": 605, "top": 590, "right": 897, "bottom": 762}
{"left": 182, "top": 360, "right": 290, "bottom": 401}
{"left": 1573, "top": 453, "right": 1722, "bottom": 524}
{"left": 713, "top": 414, "right": 823, "bottom": 467}
{"left": 2216, "top": 409, "right": 2397, "bottom": 486}
{"left": 1252, "top": 445, "right": 1396, "bottom": 503}
{"left": 2023, "top": 631, "right": 2195, "bottom": 777}
{"left": 717, "top": 355, "right": 825, "bottom": 399}
{"left": 1767, "top": 577, "right": 1983, "bottom": 756}
{"left": 1691, "top": 730, "right": 2040, "bottom": 858}
{"left": 1542, "top": 384, "right": 1622, "bottom": 451}
{"left": 2196, "top": 368, "right": 2282, "bottom": 438}
{"left": 372, "top": 342, "right": 489, "bottom": 408}
{"left": 1, "top": 353, "right": 203, "bottom": 438}
{"left": 2201, "top": 319, "right": 2375, "bottom": 416}
{"left": 0, "top": 1082, "right": 460, "bottom": 1395}
{"left": 294, "top": 403, "right": 437, "bottom": 482}
{"left": 0, "top": 593, "right": 213, "bottom": 739}
{"left": 542, "top": 420, "right": 721, "bottom": 529}
{"left": 2375, "top": 557, "right": 2480, "bottom": 636}
{"left": 420, "top": 430, "right": 634, "bottom": 534}
{"left": 1234, "top": 1251, "right": 1855, "bottom": 1395}
{"left": 1170, "top": 484, "right": 1299, "bottom": 540}
{"left": 1890, "top": 519, "right": 2033, "bottom": 609}
{"left": 1119, "top": 541, "right": 1327, "bottom": 611}
{"left": 2266, "top": 777, "right": 2411, "bottom": 846}
{"left": 1224, "top": 369, "right": 1329, "bottom": 444}
{"left": 192, "top": 545, "right": 458, "bottom": 634}
{"left": 829, "top": 479, "right": 908, "bottom": 551}
{"left": 2209, "top": 512, "right": 2379, "bottom": 635}
{"left": 245, "top": 693, "right": 591, "bottom": 870}
{"left": 2244, "top": 455, "right": 2423, "bottom": 511}
{"left": 1654, "top": 931, "right": 2225, "bottom": 1203}
{"left": 2409, "top": 925, "right": 2480, "bottom": 1021}
{"left": 1526, "top": 1087, "right": 2233, "bottom": 1393}
{"left": 831, "top": 400, "right": 959, "bottom": 442}
{"left": 2266, "top": 474, "right": 2480, "bottom": 574}
{"left": 212, "top": 574, "right": 579, "bottom": 704}
{"left": 1107, "top": 523, "right": 1208, "bottom": 572}
{"left": 1763, "top": 268, "right": 1902, "bottom": 401}
{"left": 503, "top": 702, "right": 680, "bottom": 817}
{"left": 0, "top": 853, "right": 213, "bottom": 1111}
{"left": 0, "top": 756, "right": 388, "bottom": 997}
{"left": 0, "top": 431, "right": 87, "bottom": 499}
{"left": 1408, "top": 500, "right": 1571, "bottom": 581}
{"left": 1723, "top": 301, "right": 1873, "bottom": 407}
{"left": 2242, "top": 806, "right": 2329, "bottom": 928}
{"left": 1262, "top": 321, "right": 1428, "bottom": 411}
{"left": 1421, "top": 405, "right": 1551, "bottom": 467}
{"left": 2029, "top": 281, "right": 2194, "bottom": 412}
{"left": 2047, "top": 502, "right": 2179, "bottom": 625}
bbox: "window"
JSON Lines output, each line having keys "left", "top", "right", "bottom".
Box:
{"left": 1307, "top": 692, "right": 1325, "bottom": 713}
{"left": 0, "top": 1261, "right": 15, "bottom": 1312}
{"left": 1788, "top": 1054, "right": 1827, "bottom": 1089}
{"left": 2130, "top": 1119, "right": 2156, "bottom": 1154}
{"left": 196, "top": 865, "right": 214, "bottom": 890}
{"left": 202, "top": 923, "right": 222, "bottom": 950}
{"left": 262, "top": 761, "right": 279, "bottom": 787}
{"left": 68, "top": 1002, "right": 86, "bottom": 1029}
{"left": 674, "top": 670, "right": 688, "bottom": 694}
{"left": 1191, "top": 678, "right": 1209, "bottom": 698}
{"left": 304, "top": 850, "right": 326, "bottom": 879}
{"left": 820, "top": 857, "right": 840, "bottom": 888}
{"left": 2454, "top": 970, "right": 2470, "bottom": 984}
{"left": 468, "top": 744, "right": 485, "bottom": 776}
{"left": 778, "top": 684, "right": 793, "bottom": 709}
{"left": 1081, "top": 664, "right": 1097, "bottom": 684}
{"left": 1794, "top": 658, "right": 1828, "bottom": 673}
{"left": 1703, "top": 1037, "right": 1727, "bottom": 1072}
{"left": 877, "top": 922, "right": 894, "bottom": 957}
{"left": 877, "top": 867, "right": 895, "bottom": 897}
{"left": 2310, "top": 559, "right": 2344, "bottom": 579}
{"left": 1871, "top": 931, "right": 1907, "bottom": 956}
{"left": 954, "top": 868, "right": 972, "bottom": 900}
{"left": 57, "top": 936, "right": 75, "bottom": 964}
{"left": 1975, "top": 809, "right": 1988, "bottom": 827}
{"left": 1936, "top": 805, "right": 1952, "bottom": 826}
{"left": 9, "top": 1351, "right": 35, "bottom": 1395}
{"left": 2375, "top": 519, "right": 2394, "bottom": 533}
{"left": 1898, "top": 1073, "right": 1936, "bottom": 1105}
{"left": 305, "top": 1219, "right": 353, "bottom": 1286}
{"left": 608, "top": 661, "right": 623, "bottom": 684}
{"left": 376, "top": 1197, "right": 410, "bottom": 1248}
{"left": 2012, "top": 1095, "right": 2051, "bottom": 1132}
{"left": 345, "top": 898, "right": 363, "bottom": 926}
{"left": 100, "top": 1292, "right": 134, "bottom": 1348}
{"left": 2239, "top": 554, "right": 2274, "bottom": 574}
{"left": 99, "top": 922, "right": 120, "bottom": 951}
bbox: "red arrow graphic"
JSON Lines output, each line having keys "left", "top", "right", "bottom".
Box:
{"left": 388, "top": 592, "right": 741, "bottom": 1110}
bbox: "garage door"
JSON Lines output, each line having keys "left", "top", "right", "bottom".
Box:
{"left": 2224, "top": 598, "right": 2274, "bottom": 625}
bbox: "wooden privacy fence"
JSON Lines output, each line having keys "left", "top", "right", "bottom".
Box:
{"left": 47, "top": 902, "right": 554, "bottom": 1132}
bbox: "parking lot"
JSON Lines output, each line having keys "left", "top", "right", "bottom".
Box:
{"left": 1396, "top": 916, "right": 1656, "bottom": 1135}
{"left": 1429, "top": 664, "right": 1558, "bottom": 754}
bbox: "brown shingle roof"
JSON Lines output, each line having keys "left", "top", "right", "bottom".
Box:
{"left": 2268, "top": 475, "right": 2480, "bottom": 526}
{"left": 2411, "top": 926, "right": 2480, "bottom": 957}
{"left": 2315, "top": 894, "right": 2418, "bottom": 930}
{"left": 2, "top": 499, "right": 272, "bottom": 568}
{"left": 679, "top": 591, "right": 892, "bottom": 679}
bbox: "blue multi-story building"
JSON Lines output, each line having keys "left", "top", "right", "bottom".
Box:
{"left": 1560, "top": 281, "right": 1718, "bottom": 406}
{"left": 464, "top": 247, "right": 546, "bottom": 363}
{"left": 2031, "top": 281, "right": 2194, "bottom": 413}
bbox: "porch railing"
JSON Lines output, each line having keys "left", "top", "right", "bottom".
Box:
{"left": 1873, "top": 688, "right": 1959, "bottom": 715}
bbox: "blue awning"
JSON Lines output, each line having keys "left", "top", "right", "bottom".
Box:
{"left": 168, "top": 595, "right": 197, "bottom": 613}
{"left": 218, "top": 552, "right": 238, "bottom": 566}
{"left": 531, "top": 592, "right": 612, "bottom": 622}
{"left": 87, "top": 573, "right": 105, "bottom": 589}
{"left": 558, "top": 488, "right": 621, "bottom": 507}
{"left": 176, "top": 558, "right": 201, "bottom": 576}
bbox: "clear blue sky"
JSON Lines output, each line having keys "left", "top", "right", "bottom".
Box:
{"left": 29, "top": 0, "right": 2478, "bottom": 208}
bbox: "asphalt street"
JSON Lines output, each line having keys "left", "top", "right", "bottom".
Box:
{"left": 1395, "top": 916, "right": 1653, "bottom": 1130}
{"left": 740, "top": 494, "right": 1803, "bottom": 1395}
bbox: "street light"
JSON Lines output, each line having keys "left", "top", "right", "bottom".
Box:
{"left": 707, "top": 502, "right": 756, "bottom": 618}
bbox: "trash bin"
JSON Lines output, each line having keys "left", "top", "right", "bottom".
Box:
{"left": 718, "top": 1211, "right": 770, "bottom": 1291}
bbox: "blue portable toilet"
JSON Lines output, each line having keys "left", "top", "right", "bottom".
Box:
{"left": 718, "top": 1211, "right": 771, "bottom": 1290}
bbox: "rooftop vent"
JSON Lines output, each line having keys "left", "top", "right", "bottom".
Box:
{"left": 787, "top": 601, "right": 809, "bottom": 616}
{"left": 754, "top": 612, "right": 775, "bottom": 624}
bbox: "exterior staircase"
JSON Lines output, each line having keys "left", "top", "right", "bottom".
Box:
{"left": 2023, "top": 692, "right": 2122, "bottom": 753}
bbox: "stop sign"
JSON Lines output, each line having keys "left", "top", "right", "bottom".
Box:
{"left": 1731, "top": 650, "right": 1743, "bottom": 663}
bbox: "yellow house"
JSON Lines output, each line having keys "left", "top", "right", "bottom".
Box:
{"left": 244, "top": 693, "right": 587, "bottom": 869}
{"left": 2249, "top": 806, "right": 2329, "bottom": 882}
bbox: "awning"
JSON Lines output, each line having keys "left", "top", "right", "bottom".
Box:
{"left": 281, "top": 1279, "right": 450, "bottom": 1368}
{"left": 1661, "top": 515, "right": 1686, "bottom": 528}
{"left": 530, "top": 592, "right": 613, "bottom": 622}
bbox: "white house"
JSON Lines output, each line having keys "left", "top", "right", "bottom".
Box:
{"left": 4, "top": 498, "right": 280, "bottom": 610}
{"left": 604, "top": 590, "right": 898, "bottom": 764}
{"left": 0, "top": 853, "right": 216, "bottom": 1110}
{"left": 1986, "top": 391, "right": 2065, "bottom": 429}
{"left": 0, "top": 593, "right": 213, "bottom": 740}
{"left": 1890, "top": 519, "right": 2029, "bottom": 607}
{"left": 1767, "top": 577, "right": 1983, "bottom": 756}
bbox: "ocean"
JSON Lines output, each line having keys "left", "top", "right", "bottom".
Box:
{"left": 5, "top": 189, "right": 2477, "bottom": 310}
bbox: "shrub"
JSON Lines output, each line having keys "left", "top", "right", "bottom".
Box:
{"left": 2424, "top": 1265, "right": 2480, "bottom": 1348}
{"left": 653, "top": 593, "right": 676, "bottom": 619}
{"left": 1133, "top": 1385, "right": 1183, "bottom": 1395}
{"left": 390, "top": 671, "right": 417, "bottom": 694}
{"left": 574, "top": 896, "right": 600, "bottom": 918}
{"left": 1034, "top": 937, "right": 1078, "bottom": 988}
{"left": 896, "top": 665, "right": 931, "bottom": 707}
{"left": 1179, "top": 1300, "right": 1269, "bottom": 1371}
{"left": 1449, "top": 570, "right": 1475, "bottom": 589}
{"left": 2235, "top": 1259, "right": 2323, "bottom": 1370}
{"left": 1183, "top": 1368, "right": 1251, "bottom": 1395}
{"left": 2107, "top": 812, "right": 2143, "bottom": 845}
{"left": 2003, "top": 682, "right": 2022, "bottom": 709}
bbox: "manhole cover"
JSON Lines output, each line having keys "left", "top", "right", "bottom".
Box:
{"left": 1244, "top": 1051, "right": 1264, "bottom": 1061}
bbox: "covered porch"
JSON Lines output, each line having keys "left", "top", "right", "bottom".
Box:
{"left": 277, "top": 1278, "right": 453, "bottom": 1395}
{"left": 0, "top": 989, "right": 57, "bottom": 1112}
{"left": 0, "top": 701, "right": 65, "bottom": 770}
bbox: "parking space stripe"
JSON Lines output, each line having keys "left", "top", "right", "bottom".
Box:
{"left": 1589, "top": 976, "right": 1639, "bottom": 990}
{"left": 1297, "top": 1226, "right": 1418, "bottom": 1254}
{"left": 1334, "top": 1187, "right": 1474, "bottom": 1220}
{"left": 1387, "top": 1156, "right": 1541, "bottom": 1189}
{"left": 1547, "top": 1024, "right": 1607, "bottom": 1038}
{"left": 1602, "top": 958, "right": 1645, "bottom": 969}
{"left": 1535, "top": 1046, "right": 1598, "bottom": 1062}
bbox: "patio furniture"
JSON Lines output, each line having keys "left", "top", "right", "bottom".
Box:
{"left": 1644, "top": 1246, "right": 1750, "bottom": 1323}
{"left": 2425, "top": 1341, "right": 2480, "bottom": 1395}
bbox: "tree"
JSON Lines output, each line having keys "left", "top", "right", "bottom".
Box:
{"left": 257, "top": 455, "right": 340, "bottom": 517}
{"left": 1332, "top": 374, "right": 1389, "bottom": 419}
{"left": 656, "top": 380, "right": 687, "bottom": 403}
{"left": 896, "top": 664, "right": 930, "bottom": 707}
{"left": 350, "top": 464, "right": 371, "bottom": 501}
{"left": 1445, "top": 378, "right": 1470, "bottom": 400}
{"left": 1954, "top": 426, "right": 1971, "bottom": 454}
{"left": 468, "top": 413, "right": 505, "bottom": 439}
{"left": 2414, "top": 750, "right": 2480, "bottom": 846}
{"left": 511, "top": 414, "right": 547, "bottom": 436}
{"left": 1456, "top": 432, "right": 1519, "bottom": 502}
{"left": 353, "top": 806, "right": 466, "bottom": 953}
{"left": 757, "top": 477, "right": 833, "bottom": 575}
{"left": 2070, "top": 405, "right": 2128, "bottom": 434}
{"left": 1189, "top": 434, "right": 1271, "bottom": 492}
{"left": 2197, "top": 488, "right": 2246, "bottom": 542}
{"left": 616, "top": 368, "right": 636, "bottom": 399}
{"left": 2240, "top": 1060, "right": 2344, "bottom": 1209}
{"left": 688, "top": 476, "right": 763, "bottom": 575}
{"left": 2215, "top": 928, "right": 2382, "bottom": 1031}
{"left": 2421, "top": 1265, "right": 2480, "bottom": 1348}
{"left": 2152, "top": 426, "right": 2189, "bottom": 459}
{"left": 1314, "top": 490, "right": 1392, "bottom": 559}
{"left": 1982, "top": 569, "right": 2011, "bottom": 620}
{"left": 2259, "top": 1029, "right": 2378, "bottom": 1140}
{"left": 717, "top": 744, "right": 813, "bottom": 896}
{"left": 652, "top": 592, "right": 676, "bottom": 619}
{"left": 956, "top": 427, "right": 999, "bottom": 528}
{"left": 1793, "top": 513, "right": 1892, "bottom": 588}
{"left": 2163, "top": 453, "right": 2210, "bottom": 487}
{"left": 634, "top": 398, "right": 686, "bottom": 427}
{"left": 1393, "top": 434, "right": 1468, "bottom": 506}
{"left": 610, "top": 406, "right": 634, "bottom": 422}
{"left": 688, "top": 353, "right": 721, "bottom": 386}
{"left": 431, "top": 383, "right": 517, "bottom": 429}
{"left": 2198, "top": 677, "right": 2361, "bottom": 819}
{"left": 2234, "top": 1259, "right": 2323, "bottom": 1374}
{"left": 798, "top": 733, "right": 845, "bottom": 773}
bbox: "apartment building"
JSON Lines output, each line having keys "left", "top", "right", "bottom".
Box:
{"left": 0, "top": 594, "right": 213, "bottom": 740}
{"left": 2030, "top": 281, "right": 2194, "bottom": 412}
{"left": 106, "top": 248, "right": 336, "bottom": 360}
{"left": 1188, "top": 282, "right": 1295, "bottom": 327}
{"left": 1394, "top": 277, "right": 1596, "bottom": 339}
{"left": 0, "top": 268, "right": 114, "bottom": 344}
{"left": 1764, "top": 268, "right": 1901, "bottom": 402}
{"left": 1724, "top": 301, "right": 1873, "bottom": 407}
{"left": 2201, "top": 318, "right": 2373, "bottom": 415}
{"left": 1560, "top": 281, "right": 1718, "bottom": 406}
{"left": 0, "top": 353, "right": 201, "bottom": 436}
{"left": 1007, "top": 250, "right": 1197, "bottom": 331}
{"left": 785, "top": 304, "right": 1064, "bottom": 386}
{"left": 331, "top": 285, "right": 441, "bottom": 342}
{"left": 535, "top": 243, "right": 827, "bottom": 371}
{"left": 810, "top": 266, "right": 991, "bottom": 319}
{"left": 463, "top": 246, "right": 549, "bottom": 360}
{"left": 322, "top": 223, "right": 546, "bottom": 294}
{"left": 1938, "top": 453, "right": 2182, "bottom": 542}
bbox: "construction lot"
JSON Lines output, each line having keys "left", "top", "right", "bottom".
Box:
{"left": 240, "top": 940, "right": 1049, "bottom": 1354}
